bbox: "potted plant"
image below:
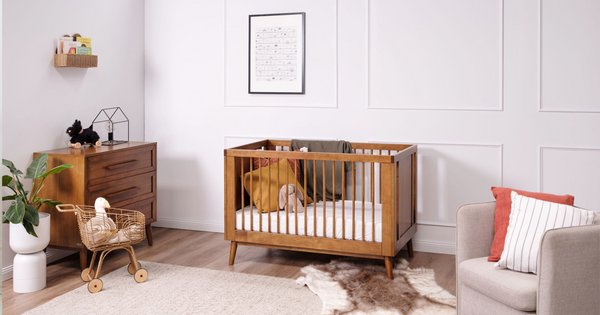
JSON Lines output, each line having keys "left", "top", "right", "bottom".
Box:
{"left": 2, "top": 153, "right": 72, "bottom": 292}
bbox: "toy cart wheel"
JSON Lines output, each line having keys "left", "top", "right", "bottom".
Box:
{"left": 75, "top": 143, "right": 81, "bottom": 149}
{"left": 80, "top": 268, "right": 95, "bottom": 282}
{"left": 134, "top": 268, "right": 148, "bottom": 283}
{"left": 127, "top": 262, "right": 142, "bottom": 275}
{"left": 95, "top": 141, "right": 102, "bottom": 146}
{"left": 88, "top": 278, "right": 103, "bottom": 293}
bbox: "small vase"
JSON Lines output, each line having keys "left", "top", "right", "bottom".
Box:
{"left": 9, "top": 212, "right": 51, "bottom": 293}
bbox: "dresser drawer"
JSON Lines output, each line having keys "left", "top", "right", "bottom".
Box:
{"left": 88, "top": 171, "right": 156, "bottom": 205}
{"left": 117, "top": 197, "right": 156, "bottom": 225}
{"left": 87, "top": 145, "right": 155, "bottom": 181}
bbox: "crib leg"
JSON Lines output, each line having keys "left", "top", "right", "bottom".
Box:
{"left": 229, "top": 241, "right": 238, "bottom": 265}
{"left": 385, "top": 257, "right": 393, "bottom": 280}
{"left": 407, "top": 239, "right": 414, "bottom": 258}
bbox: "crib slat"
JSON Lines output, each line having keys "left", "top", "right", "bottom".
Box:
{"left": 352, "top": 161, "right": 356, "bottom": 241}
{"left": 250, "top": 158, "right": 253, "bottom": 231}
{"left": 268, "top": 160, "right": 271, "bottom": 233}
{"left": 362, "top": 159, "right": 365, "bottom": 242}
{"left": 396, "top": 160, "right": 400, "bottom": 240}
{"left": 241, "top": 158, "right": 244, "bottom": 230}
{"left": 314, "top": 160, "right": 317, "bottom": 236}
{"left": 371, "top": 158, "right": 375, "bottom": 242}
{"left": 323, "top": 160, "right": 326, "bottom": 238}
{"left": 332, "top": 161, "right": 336, "bottom": 240}
{"left": 304, "top": 159, "right": 308, "bottom": 237}
{"left": 342, "top": 161, "right": 346, "bottom": 240}
{"left": 277, "top": 156, "right": 280, "bottom": 234}
{"left": 295, "top": 160, "right": 298, "bottom": 236}
{"left": 259, "top": 158, "right": 263, "bottom": 232}
{"left": 286, "top": 160, "right": 289, "bottom": 235}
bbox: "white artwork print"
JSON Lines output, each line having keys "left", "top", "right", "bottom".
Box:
{"left": 249, "top": 13, "right": 304, "bottom": 93}
{"left": 254, "top": 26, "right": 298, "bottom": 82}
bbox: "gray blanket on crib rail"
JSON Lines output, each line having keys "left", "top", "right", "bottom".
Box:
{"left": 290, "top": 140, "right": 353, "bottom": 202}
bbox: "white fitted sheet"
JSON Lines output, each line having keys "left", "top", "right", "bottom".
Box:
{"left": 235, "top": 200, "right": 382, "bottom": 242}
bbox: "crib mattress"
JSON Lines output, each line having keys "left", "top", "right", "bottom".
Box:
{"left": 235, "top": 200, "right": 382, "bottom": 242}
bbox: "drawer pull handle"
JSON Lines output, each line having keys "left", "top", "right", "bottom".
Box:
{"left": 105, "top": 160, "right": 138, "bottom": 170}
{"left": 105, "top": 187, "right": 139, "bottom": 198}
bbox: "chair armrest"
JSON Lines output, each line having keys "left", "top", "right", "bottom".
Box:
{"left": 537, "top": 224, "right": 600, "bottom": 315}
{"left": 456, "top": 201, "right": 496, "bottom": 267}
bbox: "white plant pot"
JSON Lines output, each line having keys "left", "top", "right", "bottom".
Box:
{"left": 9, "top": 212, "right": 51, "bottom": 293}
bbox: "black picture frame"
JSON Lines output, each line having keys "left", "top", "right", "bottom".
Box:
{"left": 248, "top": 12, "right": 305, "bottom": 94}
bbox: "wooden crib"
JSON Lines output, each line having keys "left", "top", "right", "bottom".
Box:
{"left": 224, "top": 140, "right": 417, "bottom": 279}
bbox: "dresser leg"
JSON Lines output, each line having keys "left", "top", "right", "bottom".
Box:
{"left": 146, "top": 224, "right": 153, "bottom": 246}
{"left": 407, "top": 239, "right": 414, "bottom": 257}
{"left": 79, "top": 248, "right": 88, "bottom": 271}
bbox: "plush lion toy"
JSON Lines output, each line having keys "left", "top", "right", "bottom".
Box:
{"left": 66, "top": 120, "right": 102, "bottom": 148}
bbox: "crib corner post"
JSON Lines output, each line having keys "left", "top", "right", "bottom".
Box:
{"left": 229, "top": 241, "right": 238, "bottom": 265}
{"left": 224, "top": 156, "right": 237, "bottom": 241}
{"left": 384, "top": 256, "right": 393, "bottom": 280}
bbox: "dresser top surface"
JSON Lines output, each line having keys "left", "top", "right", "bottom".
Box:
{"left": 35, "top": 141, "right": 156, "bottom": 156}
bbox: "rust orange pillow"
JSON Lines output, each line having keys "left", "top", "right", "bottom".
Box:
{"left": 488, "top": 187, "right": 574, "bottom": 262}
{"left": 253, "top": 150, "right": 302, "bottom": 183}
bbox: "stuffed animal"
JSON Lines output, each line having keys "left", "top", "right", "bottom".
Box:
{"left": 278, "top": 184, "right": 305, "bottom": 213}
{"left": 66, "top": 119, "right": 102, "bottom": 148}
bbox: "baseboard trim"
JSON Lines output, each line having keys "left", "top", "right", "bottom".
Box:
{"left": 153, "top": 220, "right": 456, "bottom": 255}
{"left": 412, "top": 240, "right": 455, "bottom": 255}
{"left": 2, "top": 248, "right": 75, "bottom": 281}
{"left": 153, "top": 218, "right": 224, "bottom": 233}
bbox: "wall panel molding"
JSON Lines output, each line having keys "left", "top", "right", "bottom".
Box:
{"left": 539, "top": 0, "right": 600, "bottom": 113}
{"left": 539, "top": 146, "right": 600, "bottom": 210}
{"left": 367, "top": 0, "right": 504, "bottom": 111}
{"left": 224, "top": 0, "right": 338, "bottom": 108}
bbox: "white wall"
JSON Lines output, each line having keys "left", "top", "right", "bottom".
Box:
{"left": 145, "top": 0, "right": 598, "bottom": 255}
{"left": 2, "top": 0, "right": 145, "bottom": 280}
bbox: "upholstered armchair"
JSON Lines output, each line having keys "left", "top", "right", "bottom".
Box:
{"left": 456, "top": 202, "right": 600, "bottom": 315}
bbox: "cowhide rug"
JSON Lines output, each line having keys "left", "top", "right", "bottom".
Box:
{"left": 296, "top": 258, "right": 456, "bottom": 315}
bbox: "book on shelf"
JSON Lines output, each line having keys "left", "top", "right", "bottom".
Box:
{"left": 63, "top": 41, "right": 81, "bottom": 54}
{"left": 76, "top": 47, "right": 92, "bottom": 55}
{"left": 75, "top": 37, "right": 91, "bottom": 48}
{"left": 56, "top": 36, "right": 72, "bottom": 54}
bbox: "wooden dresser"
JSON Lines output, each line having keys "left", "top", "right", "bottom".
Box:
{"left": 35, "top": 142, "right": 157, "bottom": 270}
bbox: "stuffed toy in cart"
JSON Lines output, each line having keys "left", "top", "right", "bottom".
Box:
{"left": 66, "top": 119, "right": 102, "bottom": 148}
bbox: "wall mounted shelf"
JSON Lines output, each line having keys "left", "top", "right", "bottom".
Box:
{"left": 54, "top": 54, "right": 98, "bottom": 68}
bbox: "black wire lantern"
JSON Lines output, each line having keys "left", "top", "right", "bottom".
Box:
{"left": 92, "top": 107, "right": 129, "bottom": 146}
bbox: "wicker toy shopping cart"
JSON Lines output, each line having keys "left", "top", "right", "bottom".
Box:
{"left": 56, "top": 204, "right": 149, "bottom": 293}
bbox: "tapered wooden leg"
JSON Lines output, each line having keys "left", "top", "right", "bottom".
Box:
{"left": 229, "top": 241, "right": 238, "bottom": 265}
{"left": 385, "top": 257, "right": 393, "bottom": 280}
{"left": 407, "top": 239, "right": 414, "bottom": 257}
{"left": 146, "top": 224, "right": 153, "bottom": 246}
{"left": 79, "top": 248, "right": 88, "bottom": 271}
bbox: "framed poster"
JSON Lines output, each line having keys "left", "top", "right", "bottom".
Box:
{"left": 249, "top": 12, "right": 305, "bottom": 94}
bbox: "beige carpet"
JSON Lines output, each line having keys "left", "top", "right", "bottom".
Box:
{"left": 25, "top": 261, "right": 322, "bottom": 315}
{"left": 297, "top": 258, "right": 456, "bottom": 315}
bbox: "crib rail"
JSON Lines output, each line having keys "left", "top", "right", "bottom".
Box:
{"left": 224, "top": 140, "right": 417, "bottom": 259}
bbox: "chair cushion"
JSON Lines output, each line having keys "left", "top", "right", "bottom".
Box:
{"left": 459, "top": 257, "right": 538, "bottom": 311}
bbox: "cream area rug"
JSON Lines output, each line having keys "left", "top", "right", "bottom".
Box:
{"left": 25, "top": 261, "right": 322, "bottom": 315}
{"left": 297, "top": 259, "right": 456, "bottom": 315}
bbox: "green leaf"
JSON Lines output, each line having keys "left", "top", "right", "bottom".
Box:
{"left": 2, "top": 217, "right": 8, "bottom": 224}
{"left": 42, "top": 200, "right": 62, "bottom": 208}
{"left": 22, "top": 220, "right": 38, "bottom": 238}
{"left": 25, "top": 153, "right": 48, "bottom": 179}
{"left": 39, "top": 164, "right": 73, "bottom": 178}
{"left": 2, "top": 159, "right": 23, "bottom": 176}
{"left": 24, "top": 205, "right": 39, "bottom": 226}
{"left": 2, "top": 175, "right": 13, "bottom": 186}
{"left": 3, "top": 194, "right": 17, "bottom": 201}
{"left": 5, "top": 200, "right": 25, "bottom": 224}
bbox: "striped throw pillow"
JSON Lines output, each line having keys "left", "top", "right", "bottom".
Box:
{"left": 495, "top": 191, "right": 596, "bottom": 274}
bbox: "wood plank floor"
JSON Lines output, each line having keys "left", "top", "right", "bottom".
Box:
{"left": 2, "top": 228, "right": 456, "bottom": 314}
